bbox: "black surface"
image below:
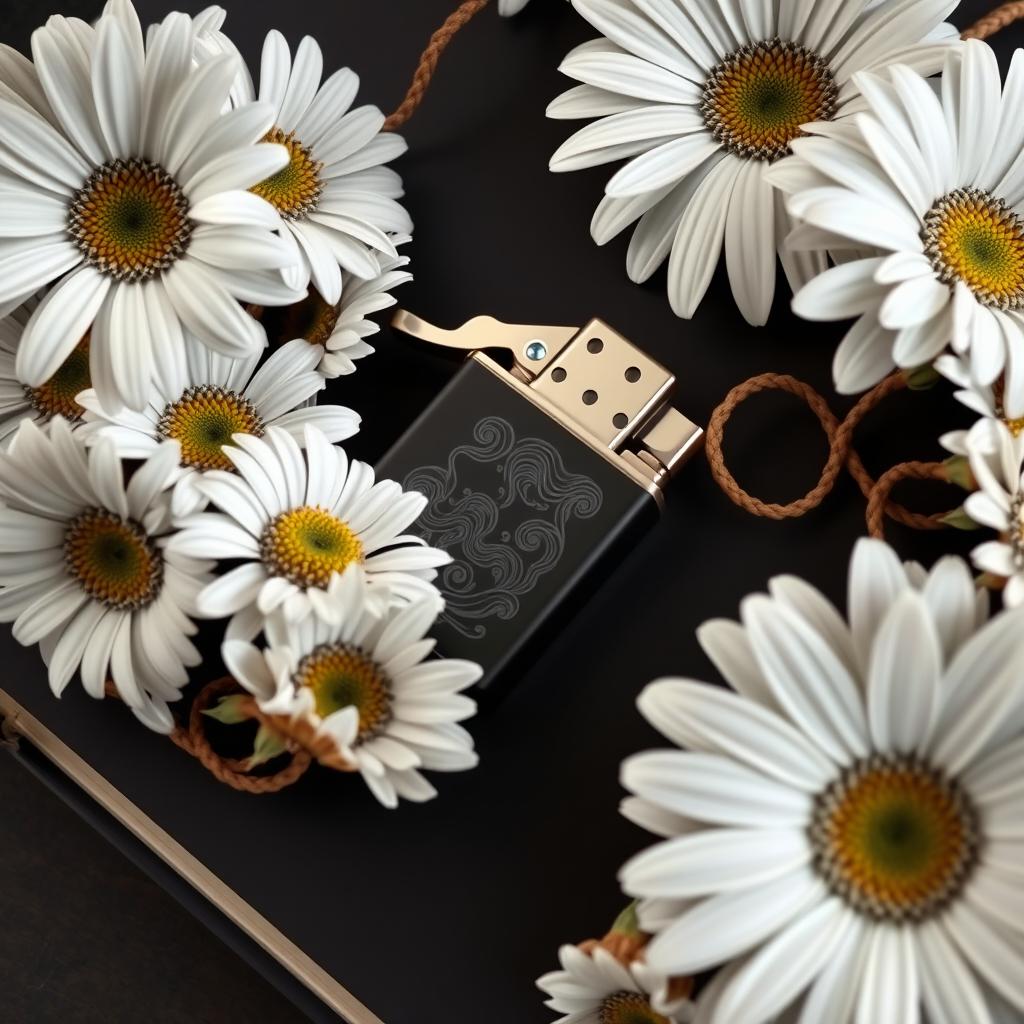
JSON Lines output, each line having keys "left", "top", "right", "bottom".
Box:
{"left": 0, "top": 746, "right": 310, "bottom": 1024}
{"left": 377, "top": 357, "right": 659, "bottom": 692}
{"left": 2, "top": 2, "right": 1023, "bottom": 1023}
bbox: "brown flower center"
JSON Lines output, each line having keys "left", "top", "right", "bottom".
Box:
{"left": 809, "top": 754, "right": 979, "bottom": 922}
{"left": 68, "top": 158, "right": 192, "bottom": 281}
{"left": 25, "top": 333, "right": 91, "bottom": 423}
{"left": 293, "top": 642, "right": 392, "bottom": 740}
{"left": 922, "top": 188, "right": 1024, "bottom": 311}
{"left": 157, "top": 385, "right": 264, "bottom": 471}
{"left": 701, "top": 39, "right": 837, "bottom": 162}
{"left": 63, "top": 507, "right": 163, "bottom": 609}
{"left": 250, "top": 127, "right": 323, "bottom": 221}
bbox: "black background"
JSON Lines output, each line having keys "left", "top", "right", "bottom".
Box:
{"left": 1, "top": 2, "right": 1022, "bottom": 1022}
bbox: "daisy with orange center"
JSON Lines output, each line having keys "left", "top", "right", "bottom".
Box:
{"left": 0, "top": 417, "right": 212, "bottom": 733}
{"left": 537, "top": 943, "right": 692, "bottom": 1024}
{"left": 254, "top": 237, "right": 412, "bottom": 379}
{"left": 0, "top": 0, "right": 305, "bottom": 412}
{"left": 963, "top": 417, "right": 1024, "bottom": 609}
{"left": 777, "top": 42, "right": 1024, "bottom": 398}
{"left": 223, "top": 567, "right": 480, "bottom": 809}
{"left": 620, "top": 539, "right": 1024, "bottom": 1023}
{"left": 548, "top": 0, "right": 958, "bottom": 326}
{"left": 167, "top": 423, "right": 450, "bottom": 640}
{"left": 77, "top": 331, "right": 358, "bottom": 517}
{"left": 207, "top": 28, "right": 414, "bottom": 305}
{"left": 0, "top": 295, "right": 92, "bottom": 447}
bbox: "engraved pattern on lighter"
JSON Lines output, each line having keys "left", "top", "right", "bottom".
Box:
{"left": 404, "top": 416, "right": 603, "bottom": 638}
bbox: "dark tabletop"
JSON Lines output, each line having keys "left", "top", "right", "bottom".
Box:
{"left": 2, "top": 1, "right": 1022, "bottom": 1022}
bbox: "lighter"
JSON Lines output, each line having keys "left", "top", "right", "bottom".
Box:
{"left": 377, "top": 311, "right": 704, "bottom": 693}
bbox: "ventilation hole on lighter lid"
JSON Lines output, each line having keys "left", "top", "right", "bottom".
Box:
{"left": 613, "top": 413, "right": 628, "bottom": 429}
{"left": 551, "top": 367, "right": 567, "bottom": 383}
{"left": 587, "top": 338, "right": 604, "bottom": 354}
{"left": 625, "top": 366, "right": 641, "bottom": 383}
{"left": 582, "top": 390, "right": 598, "bottom": 406}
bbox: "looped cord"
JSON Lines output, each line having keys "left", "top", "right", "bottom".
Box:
{"left": 962, "top": 1, "right": 1024, "bottom": 38}
{"left": 383, "top": 0, "right": 490, "bottom": 131}
{"left": 705, "top": 372, "right": 950, "bottom": 529}
{"left": 170, "top": 677, "right": 311, "bottom": 793}
{"left": 102, "top": 678, "right": 310, "bottom": 793}
{"left": 866, "top": 462, "right": 951, "bottom": 541}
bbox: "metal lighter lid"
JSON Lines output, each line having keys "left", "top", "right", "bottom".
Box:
{"left": 392, "top": 311, "right": 704, "bottom": 498}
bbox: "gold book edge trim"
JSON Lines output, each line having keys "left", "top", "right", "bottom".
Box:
{"left": 0, "top": 688, "right": 384, "bottom": 1024}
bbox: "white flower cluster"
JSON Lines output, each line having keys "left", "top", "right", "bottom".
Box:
{"left": 0, "top": 0, "right": 479, "bottom": 808}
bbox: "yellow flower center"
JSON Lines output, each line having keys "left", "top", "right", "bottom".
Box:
{"left": 259, "top": 506, "right": 364, "bottom": 589}
{"left": 250, "top": 127, "right": 324, "bottom": 221}
{"left": 25, "top": 333, "right": 91, "bottom": 423}
{"left": 157, "top": 385, "right": 264, "bottom": 471}
{"left": 257, "top": 287, "right": 341, "bottom": 349}
{"left": 990, "top": 378, "right": 1024, "bottom": 436}
{"left": 923, "top": 188, "right": 1024, "bottom": 310}
{"left": 598, "top": 992, "right": 670, "bottom": 1024}
{"left": 68, "top": 158, "right": 192, "bottom": 281}
{"left": 701, "top": 39, "right": 837, "bottom": 162}
{"left": 63, "top": 507, "right": 163, "bottom": 609}
{"left": 293, "top": 642, "right": 392, "bottom": 740}
{"left": 810, "top": 755, "right": 979, "bottom": 922}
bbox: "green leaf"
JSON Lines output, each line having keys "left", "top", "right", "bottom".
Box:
{"left": 202, "top": 695, "right": 252, "bottom": 725}
{"left": 941, "top": 506, "right": 982, "bottom": 531}
{"left": 943, "top": 455, "right": 976, "bottom": 492}
{"left": 611, "top": 901, "right": 642, "bottom": 939}
{"left": 903, "top": 365, "right": 940, "bottom": 390}
{"left": 244, "top": 724, "right": 289, "bottom": 770}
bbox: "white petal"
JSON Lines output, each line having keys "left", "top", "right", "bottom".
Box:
{"left": 16, "top": 265, "right": 109, "bottom": 386}
{"left": 605, "top": 132, "right": 718, "bottom": 197}
{"left": 621, "top": 827, "right": 810, "bottom": 900}
{"left": 620, "top": 750, "right": 812, "bottom": 829}
{"left": 714, "top": 900, "right": 856, "bottom": 1024}
{"left": 668, "top": 155, "right": 742, "bottom": 318}
{"left": 742, "top": 595, "right": 869, "bottom": 764}
{"left": 792, "top": 258, "right": 885, "bottom": 322}
{"left": 645, "top": 869, "right": 825, "bottom": 976}
{"left": 856, "top": 925, "right": 919, "bottom": 1024}
{"left": 162, "top": 259, "right": 265, "bottom": 358}
{"left": 724, "top": 159, "right": 776, "bottom": 327}
{"left": 637, "top": 679, "right": 835, "bottom": 790}
{"left": 866, "top": 591, "right": 941, "bottom": 753}
{"left": 916, "top": 919, "right": 992, "bottom": 1024}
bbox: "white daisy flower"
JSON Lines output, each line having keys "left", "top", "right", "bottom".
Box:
{"left": 255, "top": 238, "right": 411, "bottom": 379}
{"left": 222, "top": 566, "right": 479, "bottom": 809}
{"left": 0, "top": 417, "right": 213, "bottom": 732}
{"left": 189, "top": 6, "right": 253, "bottom": 109}
{"left": 936, "top": 351, "right": 1024, "bottom": 458}
{"left": 619, "top": 538, "right": 1024, "bottom": 1023}
{"left": 0, "top": 294, "right": 92, "bottom": 447}
{"left": 234, "top": 30, "right": 413, "bottom": 306}
{"left": 777, "top": 41, "right": 1024, "bottom": 394}
{"left": 76, "top": 333, "right": 360, "bottom": 517}
{"left": 964, "top": 418, "right": 1024, "bottom": 607}
{"left": 537, "top": 944, "right": 693, "bottom": 1024}
{"left": 167, "top": 423, "right": 450, "bottom": 639}
{"left": 0, "top": 0, "right": 304, "bottom": 412}
{"left": 548, "top": 0, "right": 958, "bottom": 326}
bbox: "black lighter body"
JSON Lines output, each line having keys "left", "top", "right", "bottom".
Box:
{"left": 377, "top": 312, "right": 704, "bottom": 693}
